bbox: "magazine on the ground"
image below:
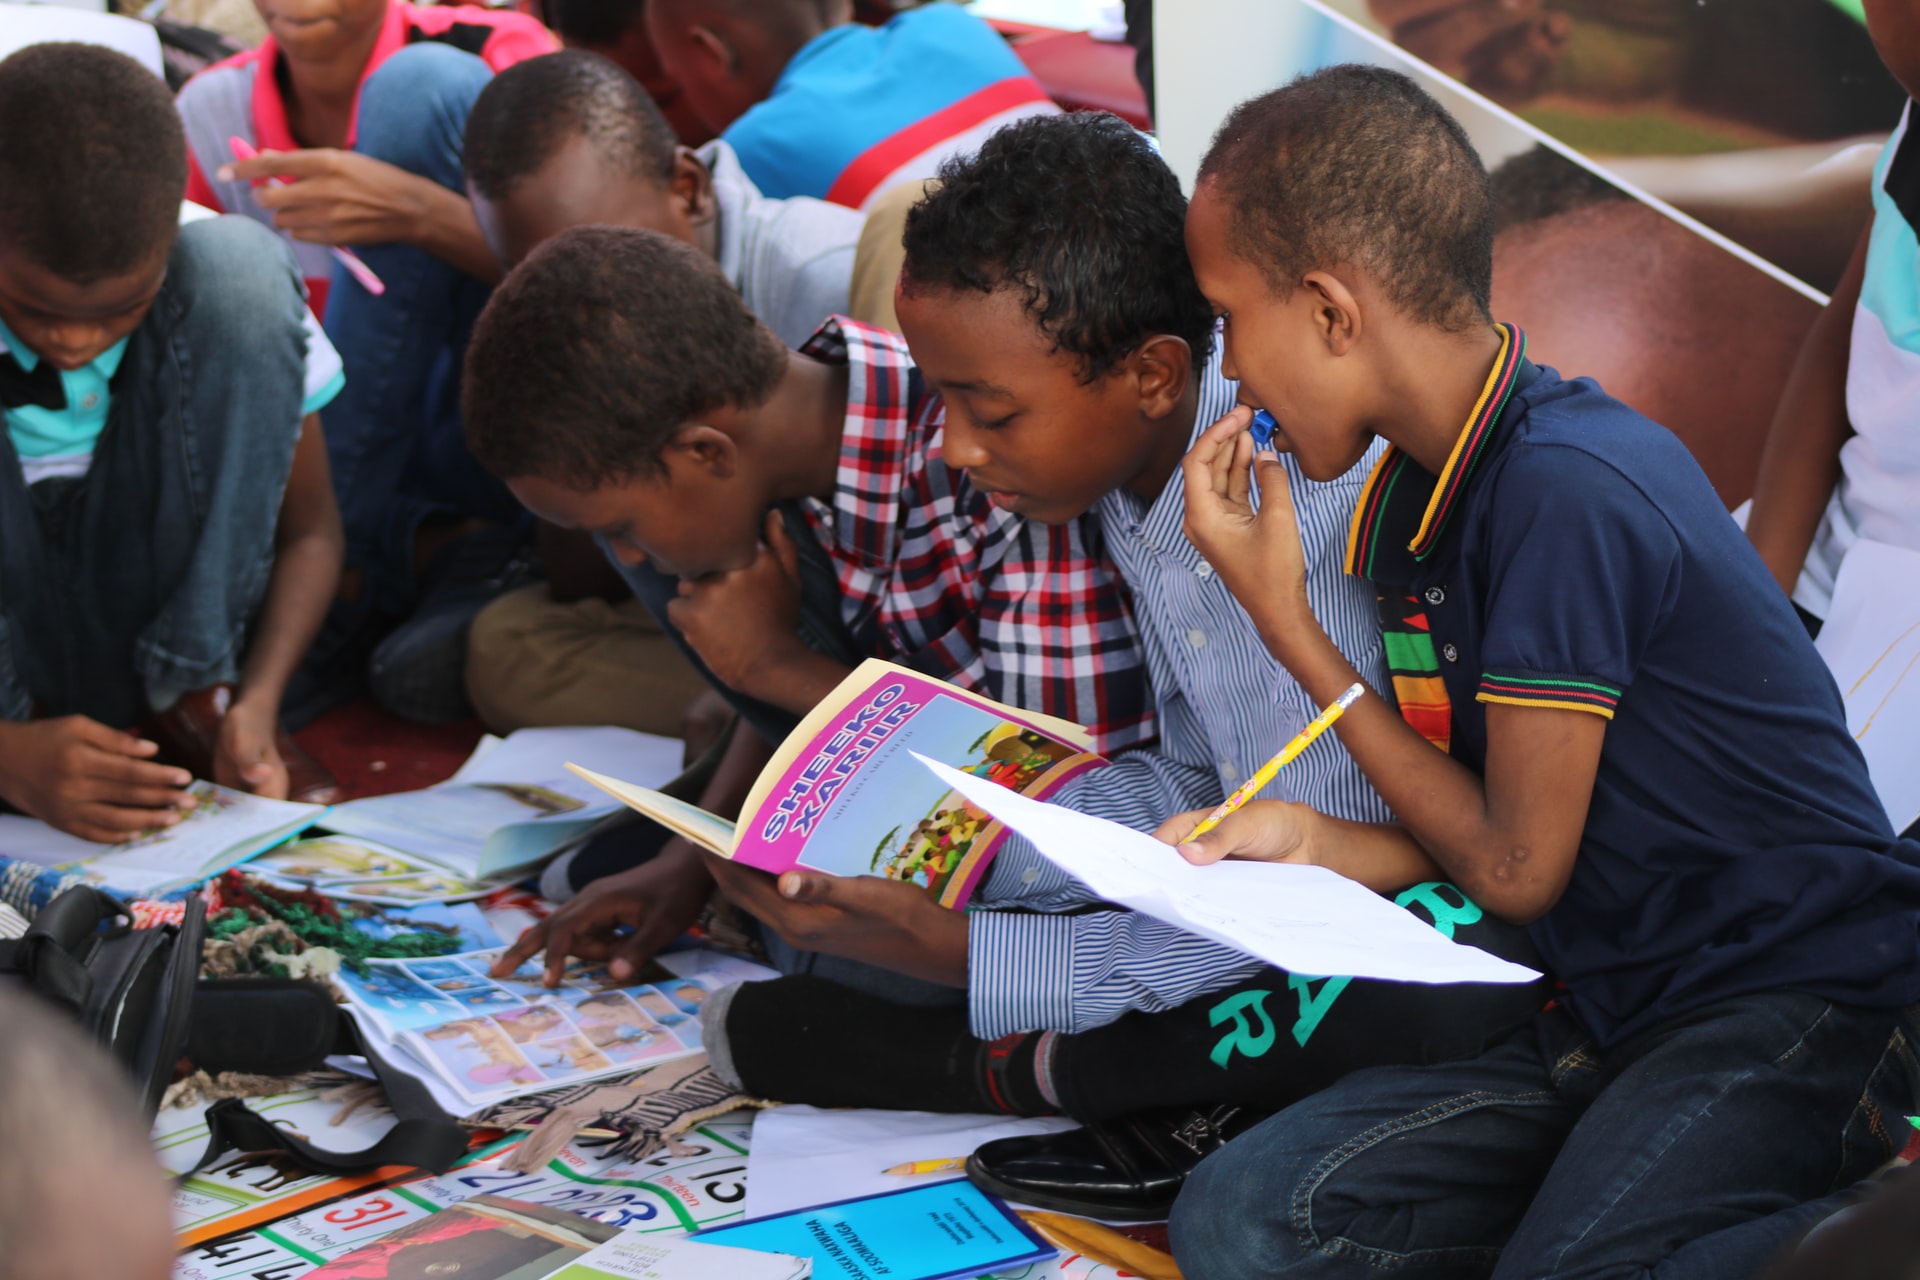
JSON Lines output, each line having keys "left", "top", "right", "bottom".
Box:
{"left": 334, "top": 944, "right": 775, "bottom": 1110}
{"left": 254, "top": 834, "right": 519, "bottom": 905}
{"left": 299, "top": 1195, "right": 620, "bottom": 1280}
{"left": 320, "top": 727, "right": 685, "bottom": 880}
{"left": 695, "top": 1179, "right": 1052, "bottom": 1280}
{"left": 568, "top": 661, "right": 1106, "bottom": 910}
{"left": 0, "top": 781, "right": 327, "bottom": 896}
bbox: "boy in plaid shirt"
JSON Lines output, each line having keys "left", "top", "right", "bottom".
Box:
{"left": 462, "top": 221, "right": 1152, "bottom": 1004}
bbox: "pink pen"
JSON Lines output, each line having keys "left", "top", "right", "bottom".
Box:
{"left": 228, "top": 136, "right": 386, "bottom": 297}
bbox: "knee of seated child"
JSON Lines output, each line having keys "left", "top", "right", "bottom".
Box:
{"left": 1168, "top": 1119, "right": 1315, "bottom": 1278}
{"left": 168, "top": 216, "right": 309, "bottom": 355}
{"left": 354, "top": 41, "right": 495, "bottom": 172}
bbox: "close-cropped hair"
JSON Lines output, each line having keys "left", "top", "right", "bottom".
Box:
{"left": 464, "top": 50, "right": 678, "bottom": 201}
{"left": 1198, "top": 64, "right": 1495, "bottom": 332}
{"left": 541, "top": 0, "right": 647, "bottom": 46}
{"left": 0, "top": 43, "right": 187, "bottom": 284}
{"left": 901, "top": 111, "right": 1215, "bottom": 382}
{"left": 463, "top": 225, "right": 788, "bottom": 488}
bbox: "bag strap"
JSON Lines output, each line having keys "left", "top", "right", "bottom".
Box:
{"left": 0, "top": 887, "right": 127, "bottom": 1014}
{"left": 184, "top": 1017, "right": 470, "bottom": 1179}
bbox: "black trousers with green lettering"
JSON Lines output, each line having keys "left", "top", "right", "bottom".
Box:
{"left": 1049, "top": 882, "right": 1554, "bottom": 1122}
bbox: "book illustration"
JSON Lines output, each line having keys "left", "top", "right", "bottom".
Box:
{"left": 335, "top": 947, "right": 773, "bottom": 1108}
{"left": 255, "top": 837, "right": 514, "bottom": 905}
{"left": 300, "top": 1195, "right": 619, "bottom": 1280}
{"left": 571, "top": 661, "right": 1106, "bottom": 911}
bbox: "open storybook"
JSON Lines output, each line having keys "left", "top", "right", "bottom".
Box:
{"left": 568, "top": 661, "right": 1107, "bottom": 909}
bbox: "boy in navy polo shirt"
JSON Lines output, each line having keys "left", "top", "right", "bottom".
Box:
{"left": 1163, "top": 65, "right": 1920, "bottom": 1279}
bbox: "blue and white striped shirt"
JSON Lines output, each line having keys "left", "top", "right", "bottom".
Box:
{"left": 965, "top": 350, "right": 1394, "bottom": 1037}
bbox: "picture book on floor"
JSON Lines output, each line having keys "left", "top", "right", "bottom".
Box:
{"left": 569, "top": 661, "right": 1106, "bottom": 909}
{"left": 319, "top": 727, "right": 685, "bottom": 880}
{"left": 334, "top": 944, "right": 775, "bottom": 1110}
{"left": 694, "top": 1179, "right": 1053, "bottom": 1280}
{"left": 0, "top": 782, "right": 326, "bottom": 897}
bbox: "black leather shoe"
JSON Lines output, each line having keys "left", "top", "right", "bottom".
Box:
{"left": 966, "top": 1104, "right": 1267, "bottom": 1219}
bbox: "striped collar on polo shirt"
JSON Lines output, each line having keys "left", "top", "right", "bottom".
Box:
{"left": 1344, "top": 322, "right": 1529, "bottom": 586}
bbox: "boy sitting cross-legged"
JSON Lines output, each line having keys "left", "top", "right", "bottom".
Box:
{"left": 1166, "top": 65, "right": 1920, "bottom": 1278}
{"left": 0, "top": 43, "right": 346, "bottom": 836}
{"left": 465, "top": 113, "right": 1549, "bottom": 1221}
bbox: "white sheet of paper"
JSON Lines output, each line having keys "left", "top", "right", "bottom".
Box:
{"left": 916, "top": 755, "right": 1541, "bottom": 985}
{"left": 744, "top": 1105, "right": 1079, "bottom": 1220}
{"left": 1815, "top": 539, "right": 1920, "bottom": 833}
{"left": 452, "top": 726, "right": 683, "bottom": 790}
{"left": 0, "top": 814, "right": 103, "bottom": 866}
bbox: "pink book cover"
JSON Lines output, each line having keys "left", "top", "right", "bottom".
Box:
{"left": 732, "top": 668, "right": 1106, "bottom": 909}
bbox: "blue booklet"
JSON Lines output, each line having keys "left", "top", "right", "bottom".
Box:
{"left": 693, "top": 1179, "right": 1054, "bottom": 1280}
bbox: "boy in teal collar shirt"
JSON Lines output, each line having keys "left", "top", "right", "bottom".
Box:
{"left": 1163, "top": 63, "right": 1920, "bottom": 1279}
{"left": 0, "top": 43, "right": 344, "bottom": 836}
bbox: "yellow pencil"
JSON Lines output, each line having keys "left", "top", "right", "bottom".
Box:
{"left": 1182, "top": 683, "right": 1367, "bottom": 842}
{"left": 885, "top": 1157, "right": 967, "bottom": 1176}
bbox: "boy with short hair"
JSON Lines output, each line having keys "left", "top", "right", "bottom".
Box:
{"left": 457, "top": 47, "right": 869, "bottom": 735}
{"left": 1165, "top": 65, "right": 1920, "bottom": 1276}
{"left": 644, "top": 0, "right": 1057, "bottom": 208}
{"left": 0, "top": 42, "right": 345, "bottom": 835}
{"left": 468, "top": 114, "right": 1546, "bottom": 1219}
{"left": 176, "top": 0, "right": 555, "bottom": 725}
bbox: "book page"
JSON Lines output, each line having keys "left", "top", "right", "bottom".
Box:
{"left": 919, "top": 756, "right": 1543, "bottom": 985}
{"left": 728, "top": 662, "right": 1103, "bottom": 909}
{"left": 73, "top": 782, "right": 325, "bottom": 896}
{"left": 561, "top": 772, "right": 737, "bottom": 857}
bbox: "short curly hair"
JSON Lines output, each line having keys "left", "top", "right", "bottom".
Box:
{"left": 900, "top": 110, "right": 1215, "bottom": 383}
{"left": 463, "top": 226, "right": 788, "bottom": 489}
{"left": 0, "top": 43, "right": 185, "bottom": 284}
{"left": 465, "top": 51, "right": 678, "bottom": 202}
{"left": 1198, "top": 65, "right": 1494, "bottom": 333}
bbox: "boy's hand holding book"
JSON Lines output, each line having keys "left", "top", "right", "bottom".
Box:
{"left": 702, "top": 854, "right": 971, "bottom": 988}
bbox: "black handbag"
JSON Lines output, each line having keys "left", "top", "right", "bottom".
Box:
{"left": 0, "top": 885, "right": 202, "bottom": 1118}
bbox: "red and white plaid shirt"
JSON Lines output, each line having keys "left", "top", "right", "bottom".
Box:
{"left": 799, "top": 318, "right": 1156, "bottom": 756}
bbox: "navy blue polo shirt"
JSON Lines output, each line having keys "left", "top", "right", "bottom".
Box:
{"left": 1348, "top": 324, "right": 1920, "bottom": 1047}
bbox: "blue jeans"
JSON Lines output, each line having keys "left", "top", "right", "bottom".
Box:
{"left": 0, "top": 217, "right": 307, "bottom": 727}
{"left": 319, "top": 41, "right": 518, "bottom": 618}
{"left": 1170, "top": 994, "right": 1920, "bottom": 1280}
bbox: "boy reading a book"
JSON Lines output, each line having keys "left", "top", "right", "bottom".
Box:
{"left": 469, "top": 114, "right": 1547, "bottom": 1219}
{"left": 462, "top": 220, "right": 1154, "bottom": 1005}
{"left": 1161, "top": 65, "right": 1920, "bottom": 1277}
{"left": 455, "top": 48, "right": 867, "bottom": 737}
{"left": 0, "top": 43, "right": 346, "bottom": 838}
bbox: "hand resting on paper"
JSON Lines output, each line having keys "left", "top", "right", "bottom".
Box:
{"left": 700, "top": 852, "right": 970, "bottom": 989}
{"left": 0, "top": 717, "right": 196, "bottom": 843}
{"left": 491, "top": 839, "right": 715, "bottom": 985}
{"left": 1155, "top": 800, "right": 1446, "bottom": 897}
